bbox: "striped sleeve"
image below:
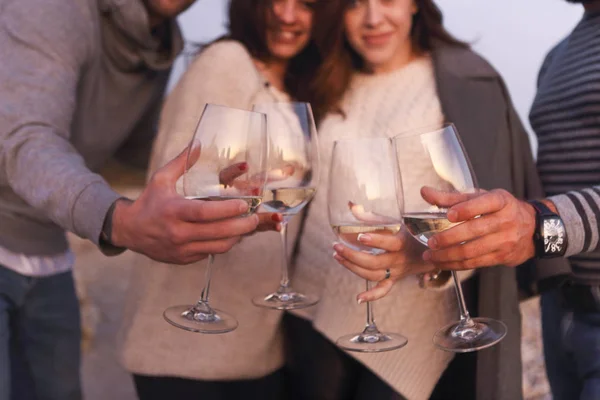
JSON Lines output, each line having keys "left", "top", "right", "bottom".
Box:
{"left": 549, "top": 186, "right": 600, "bottom": 257}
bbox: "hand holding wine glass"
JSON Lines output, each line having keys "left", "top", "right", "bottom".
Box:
{"left": 163, "top": 104, "right": 268, "bottom": 334}
{"left": 394, "top": 123, "right": 507, "bottom": 353}
{"left": 328, "top": 137, "right": 407, "bottom": 353}
{"left": 332, "top": 226, "right": 435, "bottom": 302}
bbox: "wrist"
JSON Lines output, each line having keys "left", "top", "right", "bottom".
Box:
{"left": 539, "top": 198, "right": 558, "bottom": 214}
{"left": 108, "top": 198, "right": 133, "bottom": 248}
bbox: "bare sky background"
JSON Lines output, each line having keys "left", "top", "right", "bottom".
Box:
{"left": 170, "top": 0, "right": 584, "bottom": 152}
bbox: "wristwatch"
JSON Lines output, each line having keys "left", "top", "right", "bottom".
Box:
{"left": 528, "top": 200, "right": 568, "bottom": 258}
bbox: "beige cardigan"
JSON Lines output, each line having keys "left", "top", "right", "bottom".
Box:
{"left": 118, "top": 40, "right": 292, "bottom": 380}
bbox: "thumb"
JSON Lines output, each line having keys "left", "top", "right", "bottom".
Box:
{"left": 420, "top": 186, "right": 478, "bottom": 208}
{"left": 152, "top": 144, "right": 200, "bottom": 189}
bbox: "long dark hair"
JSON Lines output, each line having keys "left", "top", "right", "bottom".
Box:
{"left": 206, "top": 0, "right": 337, "bottom": 122}
{"left": 311, "top": 0, "right": 469, "bottom": 117}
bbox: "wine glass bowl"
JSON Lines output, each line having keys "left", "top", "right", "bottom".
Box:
{"left": 328, "top": 137, "right": 408, "bottom": 353}
{"left": 251, "top": 102, "right": 320, "bottom": 310}
{"left": 163, "top": 104, "right": 268, "bottom": 334}
{"left": 394, "top": 123, "right": 507, "bottom": 352}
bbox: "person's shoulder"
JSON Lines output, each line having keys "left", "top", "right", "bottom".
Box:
{"left": 194, "top": 40, "right": 255, "bottom": 70}
{"left": 433, "top": 45, "right": 500, "bottom": 79}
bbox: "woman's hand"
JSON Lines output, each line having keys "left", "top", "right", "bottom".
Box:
{"left": 332, "top": 230, "right": 435, "bottom": 303}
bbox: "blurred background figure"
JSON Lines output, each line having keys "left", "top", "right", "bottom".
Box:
{"left": 282, "top": 0, "right": 565, "bottom": 399}
{"left": 118, "top": 1, "right": 335, "bottom": 399}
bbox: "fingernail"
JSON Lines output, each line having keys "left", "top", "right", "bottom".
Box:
{"left": 428, "top": 237, "right": 438, "bottom": 250}
{"left": 357, "top": 298, "right": 364, "bottom": 305}
{"left": 333, "top": 251, "right": 338, "bottom": 258}
{"left": 357, "top": 233, "right": 371, "bottom": 243}
{"left": 423, "top": 251, "right": 432, "bottom": 261}
{"left": 271, "top": 213, "right": 282, "bottom": 222}
{"left": 238, "top": 163, "right": 248, "bottom": 171}
{"left": 333, "top": 244, "right": 343, "bottom": 253}
{"left": 447, "top": 210, "right": 457, "bottom": 221}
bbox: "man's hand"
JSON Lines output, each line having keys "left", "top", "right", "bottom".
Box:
{"left": 420, "top": 187, "right": 537, "bottom": 270}
{"left": 110, "top": 147, "right": 262, "bottom": 265}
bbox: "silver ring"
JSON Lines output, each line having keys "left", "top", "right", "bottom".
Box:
{"left": 384, "top": 268, "right": 391, "bottom": 280}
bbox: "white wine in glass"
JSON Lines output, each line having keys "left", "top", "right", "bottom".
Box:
{"left": 328, "top": 138, "right": 408, "bottom": 353}
{"left": 394, "top": 123, "right": 507, "bottom": 352}
{"left": 163, "top": 104, "right": 268, "bottom": 334}
{"left": 251, "top": 102, "right": 320, "bottom": 310}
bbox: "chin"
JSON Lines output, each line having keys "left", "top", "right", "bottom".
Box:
{"left": 270, "top": 45, "right": 304, "bottom": 60}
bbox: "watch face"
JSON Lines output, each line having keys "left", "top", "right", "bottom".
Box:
{"left": 542, "top": 216, "right": 566, "bottom": 255}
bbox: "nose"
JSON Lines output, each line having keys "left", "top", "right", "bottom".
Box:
{"left": 365, "top": 0, "right": 384, "bottom": 27}
{"left": 272, "top": 0, "right": 298, "bottom": 24}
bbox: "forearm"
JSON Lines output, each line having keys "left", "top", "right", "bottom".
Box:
{"left": 3, "top": 127, "right": 122, "bottom": 244}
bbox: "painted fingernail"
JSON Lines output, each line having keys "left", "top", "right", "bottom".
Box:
{"left": 333, "top": 251, "right": 338, "bottom": 258}
{"left": 357, "top": 233, "right": 371, "bottom": 243}
{"left": 428, "top": 237, "right": 438, "bottom": 249}
{"left": 423, "top": 251, "right": 432, "bottom": 261}
{"left": 333, "top": 243, "right": 344, "bottom": 253}
{"left": 238, "top": 163, "right": 248, "bottom": 171}
{"left": 271, "top": 213, "right": 282, "bottom": 222}
{"left": 447, "top": 210, "right": 457, "bottom": 221}
{"left": 357, "top": 298, "right": 364, "bottom": 305}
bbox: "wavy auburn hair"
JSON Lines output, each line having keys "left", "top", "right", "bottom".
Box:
{"left": 220, "top": 0, "right": 339, "bottom": 122}
{"left": 310, "top": 0, "right": 469, "bottom": 117}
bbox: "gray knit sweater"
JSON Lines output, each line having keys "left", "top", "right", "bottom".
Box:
{"left": 0, "top": 0, "right": 182, "bottom": 256}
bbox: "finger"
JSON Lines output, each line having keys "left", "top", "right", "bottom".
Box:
{"left": 151, "top": 144, "right": 197, "bottom": 190}
{"left": 425, "top": 232, "right": 507, "bottom": 264}
{"left": 430, "top": 251, "right": 506, "bottom": 271}
{"left": 256, "top": 213, "right": 283, "bottom": 232}
{"left": 333, "top": 243, "right": 396, "bottom": 271}
{"left": 355, "top": 231, "right": 408, "bottom": 252}
{"left": 177, "top": 237, "right": 243, "bottom": 264}
{"left": 357, "top": 279, "right": 394, "bottom": 303}
{"left": 447, "top": 190, "right": 507, "bottom": 222}
{"left": 348, "top": 201, "right": 397, "bottom": 224}
{"left": 427, "top": 213, "right": 500, "bottom": 250}
{"left": 169, "top": 215, "right": 259, "bottom": 245}
{"left": 176, "top": 198, "right": 253, "bottom": 222}
{"left": 219, "top": 162, "right": 249, "bottom": 186}
{"left": 420, "top": 186, "right": 478, "bottom": 208}
{"left": 333, "top": 252, "right": 387, "bottom": 281}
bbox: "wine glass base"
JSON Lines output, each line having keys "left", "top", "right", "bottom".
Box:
{"left": 252, "top": 291, "right": 319, "bottom": 310}
{"left": 336, "top": 331, "right": 408, "bottom": 353}
{"left": 163, "top": 305, "right": 238, "bottom": 334}
{"left": 433, "top": 317, "right": 507, "bottom": 353}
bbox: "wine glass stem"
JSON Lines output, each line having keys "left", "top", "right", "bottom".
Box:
{"left": 451, "top": 270, "right": 473, "bottom": 326}
{"left": 278, "top": 222, "right": 290, "bottom": 290}
{"left": 198, "top": 254, "right": 215, "bottom": 305}
{"left": 365, "top": 280, "right": 377, "bottom": 331}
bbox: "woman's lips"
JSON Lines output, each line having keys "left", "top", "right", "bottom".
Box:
{"left": 363, "top": 32, "right": 394, "bottom": 46}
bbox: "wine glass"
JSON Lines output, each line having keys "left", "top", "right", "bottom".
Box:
{"left": 163, "top": 104, "right": 268, "bottom": 333}
{"left": 328, "top": 137, "right": 408, "bottom": 352}
{"left": 393, "top": 123, "right": 507, "bottom": 352}
{"left": 251, "top": 102, "right": 319, "bottom": 310}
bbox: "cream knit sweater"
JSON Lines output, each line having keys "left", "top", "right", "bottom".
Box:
{"left": 291, "top": 57, "right": 468, "bottom": 400}
{"left": 118, "top": 41, "right": 293, "bottom": 380}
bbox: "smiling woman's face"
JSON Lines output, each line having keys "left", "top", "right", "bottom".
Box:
{"left": 344, "top": 0, "right": 417, "bottom": 73}
{"left": 265, "top": 0, "right": 316, "bottom": 61}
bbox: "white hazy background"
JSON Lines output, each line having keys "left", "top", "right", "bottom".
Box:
{"left": 170, "top": 0, "right": 584, "bottom": 152}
